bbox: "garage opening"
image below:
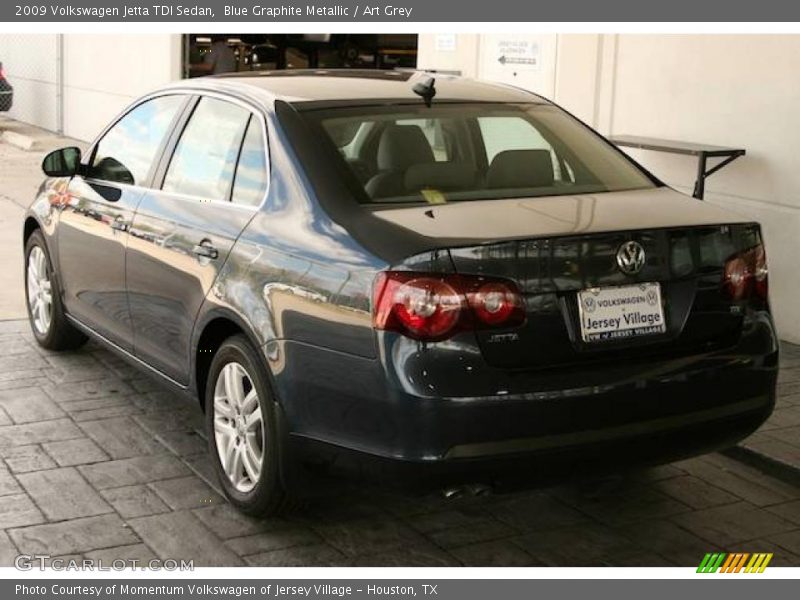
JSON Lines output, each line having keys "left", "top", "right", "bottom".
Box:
{"left": 183, "top": 34, "right": 418, "bottom": 77}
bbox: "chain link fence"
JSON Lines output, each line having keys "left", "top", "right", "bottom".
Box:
{"left": 0, "top": 34, "right": 62, "bottom": 132}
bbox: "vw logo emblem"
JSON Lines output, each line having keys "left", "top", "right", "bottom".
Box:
{"left": 616, "top": 241, "right": 646, "bottom": 275}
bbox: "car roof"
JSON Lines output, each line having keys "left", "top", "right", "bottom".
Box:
{"left": 173, "top": 69, "right": 549, "bottom": 108}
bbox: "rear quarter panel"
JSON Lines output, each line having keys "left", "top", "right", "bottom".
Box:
{"left": 193, "top": 107, "right": 386, "bottom": 380}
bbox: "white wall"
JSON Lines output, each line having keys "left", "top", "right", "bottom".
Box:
{"left": 63, "top": 34, "right": 182, "bottom": 141}
{"left": 418, "top": 33, "right": 558, "bottom": 97}
{"left": 417, "top": 34, "right": 481, "bottom": 77}
{"left": 0, "top": 34, "right": 181, "bottom": 140}
{"left": 419, "top": 33, "right": 800, "bottom": 342}
{"left": 0, "top": 34, "right": 60, "bottom": 131}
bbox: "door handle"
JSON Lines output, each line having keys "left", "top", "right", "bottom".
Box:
{"left": 192, "top": 240, "right": 219, "bottom": 260}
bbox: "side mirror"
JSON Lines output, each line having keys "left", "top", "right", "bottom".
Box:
{"left": 42, "top": 146, "right": 82, "bottom": 177}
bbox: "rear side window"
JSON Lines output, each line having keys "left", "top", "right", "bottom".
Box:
{"left": 163, "top": 97, "right": 250, "bottom": 202}
{"left": 90, "top": 95, "right": 183, "bottom": 186}
{"left": 231, "top": 117, "right": 268, "bottom": 207}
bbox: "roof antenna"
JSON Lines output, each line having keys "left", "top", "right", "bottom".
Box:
{"left": 412, "top": 76, "right": 436, "bottom": 108}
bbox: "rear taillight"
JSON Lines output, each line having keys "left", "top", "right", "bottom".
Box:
{"left": 373, "top": 271, "right": 525, "bottom": 341}
{"left": 375, "top": 275, "right": 464, "bottom": 340}
{"left": 470, "top": 282, "right": 521, "bottom": 325}
{"left": 722, "top": 244, "right": 768, "bottom": 302}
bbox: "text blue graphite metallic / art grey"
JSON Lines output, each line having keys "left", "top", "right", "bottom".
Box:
{"left": 24, "top": 71, "right": 778, "bottom": 514}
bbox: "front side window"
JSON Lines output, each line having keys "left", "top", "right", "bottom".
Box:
{"left": 163, "top": 97, "right": 251, "bottom": 202}
{"left": 90, "top": 95, "right": 184, "bottom": 186}
{"left": 309, "top": 103, "right": 656, "bottom": 205}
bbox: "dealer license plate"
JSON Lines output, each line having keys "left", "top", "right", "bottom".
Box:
{"left": 577, "top": 283, "right": 666, "bottom": 343}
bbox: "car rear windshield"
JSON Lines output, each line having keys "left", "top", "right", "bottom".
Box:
{"left": 305, "top": 103, "right": 657, "bottom": 206}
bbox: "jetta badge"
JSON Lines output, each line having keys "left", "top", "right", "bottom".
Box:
{"left": 616, "top": 241, "right": 646, "bottom": 275}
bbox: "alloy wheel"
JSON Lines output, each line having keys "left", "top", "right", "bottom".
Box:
{"left": 27, "top": 246, "right": 52, "bottom": 335}
{"left": 213, "top": 361, "right": 265, "bottom": 493}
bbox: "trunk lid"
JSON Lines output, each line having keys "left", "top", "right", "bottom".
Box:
{"left": 375, "top": 188, "right": 763, "bottom": 369}
{"left": 372, "top": 188, "right": 751, "bottom": 242}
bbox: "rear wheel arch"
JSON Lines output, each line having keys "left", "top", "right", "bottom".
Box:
{"left": 193, "top": 312, "right": 272, "bottom": 412}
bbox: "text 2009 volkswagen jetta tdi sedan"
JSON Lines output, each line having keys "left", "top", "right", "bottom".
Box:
{"left": 24, "top": 70, "right": 777, "bottom": 514}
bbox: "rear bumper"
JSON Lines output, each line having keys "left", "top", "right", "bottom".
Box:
{"left": 287, "top": 393, "right": 772, "bottom": 490}
{"left": 272, "top": 311, "right": 778, "bottom": 486}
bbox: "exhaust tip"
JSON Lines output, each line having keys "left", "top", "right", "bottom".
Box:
{"left": 466, "top": 483, "right": 493, "bottom": 497}
{"left": 442, "top": 483, "right": 493, "bottom": 499}
{"left": 442, "top": 486, "right": 465, "bottom": 500}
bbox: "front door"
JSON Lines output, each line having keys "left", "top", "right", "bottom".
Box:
{"left": 57, "top": 94, "right": 186, "bottom": 349}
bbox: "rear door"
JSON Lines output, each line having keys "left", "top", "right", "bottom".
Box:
{"left": 126, "top": 94, "right": 269, "bottom": 383}
{"left": 57, "top": 94, "right": 186, "bottom": 349}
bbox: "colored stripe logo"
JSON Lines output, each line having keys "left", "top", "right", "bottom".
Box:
{"left": 697, "top": 552, "right": 773, "bottom": 573}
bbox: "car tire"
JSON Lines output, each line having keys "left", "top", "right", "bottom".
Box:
{"left": 205, "top": 334, "right": 291, "bottom": 515}
{"left": 24, "top": 229, "right": 88, "bottom": 351}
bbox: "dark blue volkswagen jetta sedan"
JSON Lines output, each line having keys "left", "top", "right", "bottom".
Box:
{"left": 24, "top": 70, "right": 777, "bottom": 514}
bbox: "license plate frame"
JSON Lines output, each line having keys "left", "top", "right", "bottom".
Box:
{"left": 577, "top": 283, "right": 666, "bottom": 343}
